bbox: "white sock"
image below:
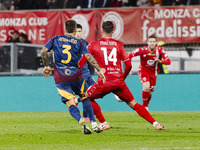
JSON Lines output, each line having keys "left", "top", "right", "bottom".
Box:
{"left": 153, "top": 121, "right": 159, "bottom": 128}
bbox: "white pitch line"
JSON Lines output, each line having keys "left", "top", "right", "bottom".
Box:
{"left": 140, "top": 147, "right": 200, "bottom": 150}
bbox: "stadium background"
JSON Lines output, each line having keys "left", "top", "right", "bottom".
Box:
{"left": 0, "top": 6, "right": 200, "bottom": 111}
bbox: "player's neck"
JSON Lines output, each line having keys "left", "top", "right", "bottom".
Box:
{"left": 65, "top": 32, "right": 75, "bottom": 37}
{"left": 103, "top": 33, "right": 112, "bottom": 38}
{"left": 148, "top": 46, "right": 155, "bottom": 52}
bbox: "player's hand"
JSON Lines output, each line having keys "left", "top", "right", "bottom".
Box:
{"left": 42, "top": 66, "right": 52, "bottom": 78}
{"left": 129, "top": 70, "right": 133, "bottom": 77}
{"left": 97, "top": 69, "right": 106, "bottom": 84}
{"left": 154, "top": 58, "right": 162, "bottom": 63}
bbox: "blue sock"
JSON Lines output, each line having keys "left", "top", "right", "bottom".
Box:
{"left": 82, "top": 98, "right": 96, "bottom": 122}
{"left": 83, "top": 111, "right": 88, "bottom": 118}
{"left": 69, "top": 105, "right": 81, "bottom": 122}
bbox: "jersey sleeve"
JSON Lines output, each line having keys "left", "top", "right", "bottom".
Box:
{"left": 87, "top": 42, "right": 94, "bottom": 55}
{"left": 80, "top": 40, "right": 89, "bottom": 55}
{"left": 128, "top": 48, "right": 141, "bottom": 59}
{"left": 160, "top": 48, "right": 171, "bottom": 65}
{"left": 44, "top": 36, "right": 56, "bottom": 52}
{"left": 119, "top": 43, "right": 132, "bottom": 80}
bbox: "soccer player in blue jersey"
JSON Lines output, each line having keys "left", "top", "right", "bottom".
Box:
{"left": 75, "top": 24, "right": 110, "bottom": 130}
{"left": 41, "top": 19, "right": 105, "bottom": 134}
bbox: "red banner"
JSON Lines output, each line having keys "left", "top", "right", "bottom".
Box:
{"left": 1, "top": 6, "right": 200, "bottom": 45}
{"left": 98, "top": 6, "right": 200, "bottom": 44}
{"left": 0, "top": 11, "right": 61, "bottom": 45}
{"left": 0, "top": 10, "right": 96, "bottom": 45}
{"left": 60, "top": 10, "right": 97, "bottom": 44}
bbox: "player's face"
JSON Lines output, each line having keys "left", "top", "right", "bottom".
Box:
{"left": 147, "top": 38, "right": 157, "bottom": 51}
{"left": 75, "top": 28, "right": 82, "bottom": 39}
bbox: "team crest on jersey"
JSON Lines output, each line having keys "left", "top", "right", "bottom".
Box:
{"left": 147, "top": 60, "right": 154, "bottom": 66}
{"left": 143, "top": 77, "right": 146, "bottom": 81}
{"left": 65, "top": 69, "right": 71, "bottom": 75}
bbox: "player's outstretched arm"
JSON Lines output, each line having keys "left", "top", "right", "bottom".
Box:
{"left": 84, "top": 53, "right": 106, "bottom": 83}
{"left": 41, "top": 47, "right": 52, "bottom": 78}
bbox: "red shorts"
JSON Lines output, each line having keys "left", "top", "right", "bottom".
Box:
{"left": 138, "top": 69, "right": 157, "bottom": 92}
{"left": 87, "top": 79, "right": 134, "bottom": 103}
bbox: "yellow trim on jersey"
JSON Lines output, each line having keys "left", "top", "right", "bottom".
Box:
{"left": 57, "top": 88, "right": 75, "bottom": 100}
{"left": 52, "top": 51, "right": 55, "bottom": 63}
{"left": 80, "top": 80, "right": 85, "bottom": 95}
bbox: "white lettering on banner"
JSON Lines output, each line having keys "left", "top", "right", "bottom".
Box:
{"left": 0, "top": 30, "right": 7, "bottom": 41}
{"left": 155, "top": 9, "right": 190, "bottom": 19}
{"left": 29, "top": 29, "right": 36, "bottom": 40}
{"left": 39, "top": 29, "right": 45, "bottom": 41}
{"left": 0, "top": 18, "right": 27, "bottom": 26}
{"left": 141, "top": 10, "right": 153, "bottom": 19}
{"left": 28, "top": 17, "right": 48, "bottom": 26}
{"left": 142, "top": 19, "right": 200, "bottom": 41}
{"left": 0, "top": 29, "right": 46, "bottom": 42}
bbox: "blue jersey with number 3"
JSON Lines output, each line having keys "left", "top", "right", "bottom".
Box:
{"left": 44, "top": 35, "right": 89, "bottom": 78}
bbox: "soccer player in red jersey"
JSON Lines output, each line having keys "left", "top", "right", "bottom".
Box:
{"left": 79, "top": 21, "right": 165, "bottom": 130}
{"left": 128, "top": 35, "right": 171, "bottom": 110}
{"left": 75, "top": 24, "right": 110, "bottom": 130}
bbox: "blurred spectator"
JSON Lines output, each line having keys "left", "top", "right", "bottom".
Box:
{"left": 0, "top": 46, "right": 10, "bottom": 72}
{"left": 0, "top": 0, "right": 7, "bottom": 10}
{"left": 9, "top": 30, "right": 20, "bottom": 43}
{"left": 137, "top": 0, "right": 149, "bottom": 7}
{"left": 94, "top": 0, "right": 122, "bottom": 8}
{"left": 162, "top": 0, "right": 173, "bottom": 6}
{"left": 17, "top": 0, "right": 47, "bottom": 10}
{"left": 47, "top": 0, "right": 65, "bottom": 9}
{"left": 66, "top": 0, "right": 85, "bottom": 9}
{"left": 1, "top": 0, "right": 15, "bottom": 10}
{"left": 187, "top": 0, "right": 199, "bottom": 5}
{"left": 17, "top": 33, "right": 37, "bottom": 70}
{"left": 122, "top": 0, "right": 137, "bottom": 7}
{"left": 157, "top": 41, "right": 169, "bottom": 74}
{"left": 150, "top": 0, "right": 162, "bottom": 7}
{"left": 172, "top": 0, "right": 187, "bottom": 6}
{"left": 19, "top": 33, "right": 31, "bottom": 43}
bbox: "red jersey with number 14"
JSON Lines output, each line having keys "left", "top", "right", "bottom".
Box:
{"left": 87, "top": 38, "right": 129, "bottom": 81}
{"left": 128, "top": 46, "right": 170, "bottom": 76}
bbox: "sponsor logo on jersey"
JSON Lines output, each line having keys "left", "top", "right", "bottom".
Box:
{"left": 147, "top": 60, "right": 155, "bottom": 66}
{"left": 101, "top": 11, "right": 124, "bottom": 40}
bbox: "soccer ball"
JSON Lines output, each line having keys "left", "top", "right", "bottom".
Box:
{"left": 114, "top": 94, "right": 123, "bottom": 102}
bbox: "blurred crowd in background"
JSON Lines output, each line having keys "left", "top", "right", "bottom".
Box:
{"left": 0, "top": 0, "right": 200, "bottom": 11}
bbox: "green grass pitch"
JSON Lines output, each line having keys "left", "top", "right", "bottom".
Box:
{"left": 0, "top": 111, "right": 200, "bottom": 150}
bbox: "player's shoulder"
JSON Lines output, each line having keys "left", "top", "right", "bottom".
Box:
{"left": 156, "top": 45, "right": 165, "bottom": 53}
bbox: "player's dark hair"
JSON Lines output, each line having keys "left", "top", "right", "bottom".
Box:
{"left": 148, "top": 34, "right": 157, "bottom": 40}
{"left": 77, "top": 24, "right": 82, "bottom": 29}
{"left": 65, "top": 20, "right": 77, "bottom": 33}
{"left": 102, "top": 21, "right": 114, "bottom": 34}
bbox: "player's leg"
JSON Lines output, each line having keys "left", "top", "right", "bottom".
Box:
{"left": 86, "top": 81, "right": 112, "bottom": 130}
{"left": 138, "top": 70, "right": 151, "bottom": 110}
{"left": 76, "top": 79, "right": 102, "bottom": 133}
{"left": 142, "top": 81, "right": 151, "bottom": 110}
{"left": 56, "top": 82, "right": 91, "bottom": 134}
{"left": 115, "top": 83, "right": 165, "bottom": 130}
{"left": 90, "top": 100, "right": 110, "bottom": 130}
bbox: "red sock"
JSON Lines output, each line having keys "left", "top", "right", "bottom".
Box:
{"left": 90, "top": 100, "right": 106, "bottom": 123}
{"left": 133, "top": 103, "right": 155, "bottom": 124}
{"left": 142, "top": 90, "right": 150, "bottom": 107}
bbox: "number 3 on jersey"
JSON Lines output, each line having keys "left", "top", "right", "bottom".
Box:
{"left": 101, "top": 47, "right": 117, "bottom": 66}
{"left": 61, "top": 45, "right": 71, "bottom": 64}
